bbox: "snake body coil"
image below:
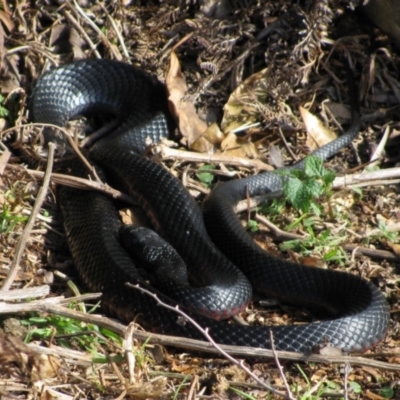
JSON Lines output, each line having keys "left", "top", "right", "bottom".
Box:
{"left": 31, "top": 59, "right": 390, "bottom": 352}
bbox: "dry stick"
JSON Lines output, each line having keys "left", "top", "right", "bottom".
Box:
{"left": 63, "top": 10, "right": 101, "bottom": 59}
{"left": 269, "top": 331, "right": 296, "bottom": 400}
{"left": 343, "top": 362, "right": 351, "bottom": 400}
{"left": 255, "top": 214, "right": 305, "bottom": 241}
{"left": 0, "top": 285, "right": 49, "bottom": 301}
{"left": 278, "top": 126, "right": 298, "bottom": 162}
{"left": 98, "top": 2, "right": 130, "bottom": 59}
{"left": 343, "top": 245, "right": 399, "bottom": 262}
{"left": 126, "top": 284, "right": 292, "bottom": 400}
{"left": 234, "top": 167, "right": 400, "bottom": 214}
{"left": 366, "top": 124, "right": 390, "bottom": 170}
{"left": 157, "top": 143, "right": 274, "bottom": 171}
{"left": 0, "top": 295, "right": 397, "bottom": 370}
{"left": 2, "top": 122, "right": 101, "bottom": 182}
{"left": 1, "top": 143, "right": 55, "bottom": 291}
{"left": 69, "top": 0, "right": 122, "bottom": 60}
{"left": 123, "top": 323, "right": 137, "bottom": 384}
{"left": 6, "top": 164, "right": 136, "bottom": 206}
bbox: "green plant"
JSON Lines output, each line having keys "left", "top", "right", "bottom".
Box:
{"left": 247, "top": 219, "right": 259, "bottom": 232}
{"left": 375, "top": 220, "right": 399, "bottom": 243}
{"left": 293, "top": 364, "right": 339, "bottom": 400}
{"left": 196, "top": 164, "right": 215, "bottom": 188}
{"left": 21, "top": 311, "right": 122, "bottom": 361}
{"left": 277, "top": 155, "right": 336, "bottom": 215}
{"left": 0, "top": 203, "right": 28, "bottom": 234}
{"left": 228, "top": 387, "right": 257, "bottom": 400}
{"left": 280, "top": 226, "right": 347, "bottom": 264}
{"left": 172, "top": 375, "right": 190, "bottom": 400}
{"left": 0, "top": 94, "right": 10, "bottom": 119}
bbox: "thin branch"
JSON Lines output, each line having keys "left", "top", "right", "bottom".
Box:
{"left": 69, "top": 0, "right": 121, "bottom": 60}
{"left": 269, "top": 331, "right": 296, "bottom": 400}
{"left": 1, "top": 143, "right": 55, "bottom": 291}
{"left": 63, "top": 10, "right": 101, "bottom": 58}
{"left": 156, "top": 143, "right": 274, "bottom": 171}
{"left": 0, "top": 285, "right": 50, "bottom": 301}
{"left": 0, "top": 294, "right": 397, "bottom": 370}
{"left": 6, "top": 164, "right": 136, "bottom": 206}
{"left": 126, "top": 283, "right": 291, "bottom": 399}
{"left": 98, "top": 2, "right": 130, "bottom": 59}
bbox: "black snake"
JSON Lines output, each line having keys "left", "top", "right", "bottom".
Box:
{"left": 31, "top": 59, "right": 390, "bottom": 352}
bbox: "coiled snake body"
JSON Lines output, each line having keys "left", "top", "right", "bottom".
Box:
{"left": 31, "top": 59, "right": 390, "bottom": 352}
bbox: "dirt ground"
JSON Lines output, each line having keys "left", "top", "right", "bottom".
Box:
{"left": 1, "top": 1, "right": 400, "bottom": 399}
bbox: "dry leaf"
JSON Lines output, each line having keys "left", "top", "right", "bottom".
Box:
{"left": 298, "top": 256, "right": 326, "bottom": 269}
{"left": 221, "top": 131, "right": 259, "bottom": 158}
{"left": 322, "top": 101, "right": 352, "bottom": 121}
{"left": 50, "top": 24, "right": 85, "bottom": 59}
{"left": 387, "top": 242, "right": 400, "bottom": 257}
{"left": 191, "top": 122, "right": 224, "bottom": 153}
{"left": 300, "top": 106, "right": 337, "bottom": 150}
{"left": 126, "top": 377, "right": 167, "bottom": 399}
{"left": 166, "top": 51, "right": 209, "bottom": 148}
{"left": 318, "top": 346, "right": 343, "bottom": 356}
{"left": 221, "top": 67, "right": 272, "bottom": 133}
{"left": 268, "top": 144, "right": 284, "bottom": 168}
{"left": 0, "top": 145, "right": 11, "bottom": 174}
{"left": 171, "top": 359, "right": 200, "bottom": 374}
{"left": 365, "top": 390, "right": 389, "bottom": 400}
{"left": 361, "top": 366, "right": 382, "bottom": 382}
{"left": 0, "top": 9, "right": 15, "bottom": 32}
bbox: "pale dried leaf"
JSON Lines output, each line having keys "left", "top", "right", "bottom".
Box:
{"left": 191, "top": 122, "right": 223, "bottom": 153}
{"left": 322, "top": 101, "right": 352, "bottom": 121}
{"left": 50, "top": 24, "right": 85, "bottom": 59}
{"left": 318, "top": 346, "right": 343, "bottom": 356}
{"left": 0, "top": 53, "right": 22, "bottom": 93}
{"left": 0, "top": 145, "right": 11, "bottom": 174}
{"left": 221, "top": 67, "right": 272, "bottom": 133}
{"left": 126, "top": 376, "right": 167, "bottom": 398}
{"left": 300, "top": 106, "right": 337, "bottom": 150}
{"left": 268, "top": 144, "right": 284, "bottom": 168}
{"left": 221, "top": 131, "right": 259, "bottom": 158}
{"left": 0, "top": 9, "right": 15, "bottom": 32}
{"left": 166, "top": 51, "right": 208, "bottom": 148}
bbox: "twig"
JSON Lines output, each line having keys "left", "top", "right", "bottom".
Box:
{"left": 343, "top": 362, "right": 352, "bottom": 400}
{"left": 2, "top": 122, "right": 101, "bottom": 182}
{"left": 69, "top": 0, "right": 121, "bottom": 60}
{"left": 255, "top": 214, "right": 305, "bottom": 241}
{"left": 6, "top": 164, "right": 136, "bottom": 206}
{"left": 63, "top": 10, "right": 101, "bottom": 59}
{"left": 229, "top": 167, "right": 400, "bottom": 214}
{"left": 278, "top": 126, "right": 298, "bottom": 162}
{"left": 343, "top": 245, "right": 399, "bottom": 261}
{"left": 98, "top": 2, "right": 130, "bottom": 59}
{"left": 1, "top": 143, "right": 55, "bottom": 291}
{"left": 269, "top": 331, "right": 296, "bottom": 400}
{"left": 0, "top": 294, "right": 397, "bottom": 370}
{"left": 365, "top": 124, "right": 390, "bottom": 170}
{"left": 333, "top": 167, "right": 400, "bottom": 188}
{"left": 156, "top": 143, "right": 274, "bottom": 171}
{"left": 0, "top": 285, "right": 49, "bottom": 301}
{"left": 126, "top": 284, "right": 292, "bottom": 399}
{"left": 123, "top": 323, "right": 137, "bottom": 383}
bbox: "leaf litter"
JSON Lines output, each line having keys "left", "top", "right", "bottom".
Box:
{"left": 0, "top": 0, "right": 400, "bottom": 399}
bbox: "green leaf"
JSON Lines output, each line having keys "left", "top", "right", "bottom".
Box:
{"left": 247, "top": 219, "right": 258, "bottom": 232}
{"left": 348, "top": 381, "right": 362, "bottom": 394}
{"left": 196, "top": 164, "right": 215, "bottom": 187}
{"left": 380, "top": 386, "right": 394, "bottom": 399}
{"left": 304, "top": 155, "right": 324, "bottom": 177}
